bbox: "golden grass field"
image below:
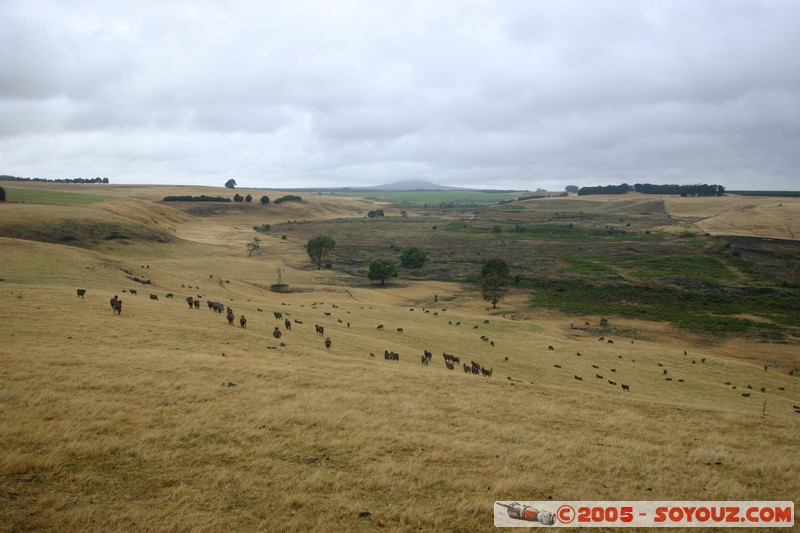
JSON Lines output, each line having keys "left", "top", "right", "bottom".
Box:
{"left": 1, "top": 183, "right": 798, "bottom": 532}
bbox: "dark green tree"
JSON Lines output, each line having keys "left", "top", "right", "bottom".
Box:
{"left": 0, "top": 186, "right": 5, "bottom": 202}
{"left": 306, "top": 235, "right": 336, "bottom": 269}
{"left": 480, "top": 258, "right": 510, "bottom": 309}
{"left": 233, "top": 193, "right": 244, "bottom": 202}
{"left": 224, "top": 179, "right": 237, "bottom": 189}
{"left": 399, "top": 246, "right": 427, "bottom": 268}
{"left": 368, "top": 258, "right": 397, "bottom": 286}
{"left": 245, "top": 194, "right": 253, "bottom": 203}
{"left": 260, "top": 195, "right": 270, "bottom": 204}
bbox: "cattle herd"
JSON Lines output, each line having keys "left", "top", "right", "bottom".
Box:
{"left": 73, "top": 286, "right": 796, "bottom": 411}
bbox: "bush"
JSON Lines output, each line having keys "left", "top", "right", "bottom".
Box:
{"left": 162, "top": 195, "right": 231, "bottom": 202}
{"left": 0, "top": 186, "right": 5, "bottom": 202}
{"left": 400, "top": 246, "right": 427, "bottom": 268}
{"left": 274, "top": 195, "right": 302, "bottom": 204}
{"left": 260, "top": 195, "right": 270, "bottom": 205}
{"left": 253, "top": 224, "right": 271, "bottom": 233}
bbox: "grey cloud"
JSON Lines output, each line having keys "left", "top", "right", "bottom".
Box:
{"left": 1, "top": 0, "right": 798, "bottom": 190}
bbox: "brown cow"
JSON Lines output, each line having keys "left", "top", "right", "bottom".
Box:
{"left": 76, "top": 288, "right": 86, "bottom": 298}
{"left": 240, "top": 315, "right": 247, "bottom": 328}
{"left": 324, "top": 337, "right": 331, "bottom": 349}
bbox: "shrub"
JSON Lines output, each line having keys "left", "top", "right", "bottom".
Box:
{"left": 274, "top": 195, "right": 302, "bottom": 204}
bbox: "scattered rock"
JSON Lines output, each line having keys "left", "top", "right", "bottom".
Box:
{"left": 221, "top": 381, "right": 237, "bottom": 387}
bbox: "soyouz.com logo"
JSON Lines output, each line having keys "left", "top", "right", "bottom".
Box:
{"left": 494, "top": 501, "right": 794, "bottom": 527}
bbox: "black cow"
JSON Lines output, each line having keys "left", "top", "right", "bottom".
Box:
{"left": 150, "top": 294, "right": 158, "bottom": 301}
{"left": 186, "top": 296, "right": 194, "bottom": 309}
{"left": 76, "top": 288, "right": 86, "bottom": 298}
{"left": 240, "top": 315, "right": 247, "bottom": 328}
{"left": 324, "top": 337, "right": 331, "bottom": 349}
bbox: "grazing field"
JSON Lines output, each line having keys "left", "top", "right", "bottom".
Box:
{"left": 1, "top": 184, "right": 798, "bottom": 531}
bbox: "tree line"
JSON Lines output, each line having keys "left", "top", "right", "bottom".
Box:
{"left": 0, "top": 174, "right": 109, "bottom": 184}
{"left": 578, "top": 183, "right": 725, "bottom": 196}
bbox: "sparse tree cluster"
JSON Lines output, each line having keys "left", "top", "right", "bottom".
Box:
{"left": 306, "top": 235, "right": 336, "bottom": 269}
{"left": 368, "top": 258, "right": 397, "bottom": 286}
{"left": 399, "top": 246, "right": 427, "bottom": 269}
{"left": 480, "top": 258, "right": 510, "bottom": 309}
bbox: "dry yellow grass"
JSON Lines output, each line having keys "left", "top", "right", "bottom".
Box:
{"left": 1, "top": 185, "right": 799, "bottom": 531}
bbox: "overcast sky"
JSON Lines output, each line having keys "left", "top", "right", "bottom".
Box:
{"left": 1, "top": 0, "right": 798, "bottom": 190}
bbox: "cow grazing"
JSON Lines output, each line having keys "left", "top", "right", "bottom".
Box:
{"left": 274, "top": 312, "right": 283, "bottom": 319}
{"left": 446, "top": 362, "right": 454, "bottom": 370}
{"left": 596, "top": 373, "right": 603, "bottom": 379}
{"left": 724, "top": 381, "right": 731, "bottom": 385}
{"left": 463, "top": 363, "right": 471, "bottom": 373}
{"left": 396, "top": 328, "right": 403, "bottom": 333}
{"left": 284, "top": 319, "right": 292, "bottom": 331}
{"left": 741, "top": 393, "right": 751, "bottom": 397}
{"left": 592, "top": 364, "right": 599, "bottom": 369}
{"left": 186, "top": 296, "right": 194, "bottom": 309}
{"left": 130, "top": 289, "right": 137, "bottom": 296}
{"left": 294, "top": 319, "right": 303, "bottom": 324}
{"left": 608, "top": 380, "right": 616, "bottom": 385}
{"left": 621, "top": 383, "right": 630, "bottom": 391}
{"left": 273, "top": 327, "right": 282, "bottom": 339}
{"left": 194, "top": 300, "right": 200, "bottom": 309}
{"left": 547, "top": 345, "right": 554, "bottom": 351}
{"left": 421, "top": 354, "right": 430, "bottom": 366}
{"left": 607, "top": 339, "right": 614, "bottom": 344}
{"left": 110, "top": 296, "right": 122, "bottom": 315}
{"left": 481, "top": 367, "right": 492, "bottom": 377}
{"left": 324, "top": 337, "right": 331, "bottom": 349}
{"left": 150, "top": 294, "right": 159, "bottom": 301}
{"left": 377, "top": 324, "right": 384, "bottom": 330}
{"left": 166, "top": 293, "right": 174, "bottom": 299}
{"left": 315, "top": 325, "right": 324, "bottom": 336}
{"left": 574, "top": 375, "right": 583, "bottom": 381}
{"left": 77, "top": 288, "right": 86, "bottom": 298}
{"left": 240, "top": 315, "right": 247, "bottom": 328}
{"left": 226, "top": 309, "right": 235, "bottom": 326}
{"left": 554, "top": 364, "right": 561, "bottom": 369}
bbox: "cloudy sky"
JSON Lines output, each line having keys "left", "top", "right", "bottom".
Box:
{"left": 1, "top": 0, "right": 798, "bottom": 190}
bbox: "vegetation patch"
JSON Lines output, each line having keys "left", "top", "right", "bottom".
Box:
{"left": 524, "top": 277, "right": 798, "bottom": 336}
{"left": 4, "top": 187, "right": 106, "bottom": 205}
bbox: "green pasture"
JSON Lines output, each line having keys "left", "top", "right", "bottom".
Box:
{"left": 4, "top": 187, "right": 106, "bottom": 205}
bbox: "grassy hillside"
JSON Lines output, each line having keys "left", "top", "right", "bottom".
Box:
{"left": 1, "top": 184, "right": 798, "bottom": 531}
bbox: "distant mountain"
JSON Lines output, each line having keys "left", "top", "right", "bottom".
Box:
{"left": 366, "top": 180, "right": 457, "bottom": 191}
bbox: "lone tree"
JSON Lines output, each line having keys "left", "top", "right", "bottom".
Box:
{"left": 0, "top": 186, "right": 5, "bottom": 202}
{"left": 224, "top": 178, "right": 237, "bottom": 189}
{"left": 260, "top": 195, "right": 270, "bottom": 204}
{"left": 306, "top": 235, "right": 336, "bottom": 269}
{"left": 480, "top": 257, "right": 510, "bottom": 308}
{"left": 246, "top": 236, "right": 261, "bottom": 257}
{"left": 399, "top": 246, "right": 427, "bottom": 268}
{"left": 368, "top": 258, "right": 397, "bottom": 286}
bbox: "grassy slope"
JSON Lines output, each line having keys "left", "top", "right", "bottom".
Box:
{"left": 1, "top": 186, "right": 799, "bottom": 531}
